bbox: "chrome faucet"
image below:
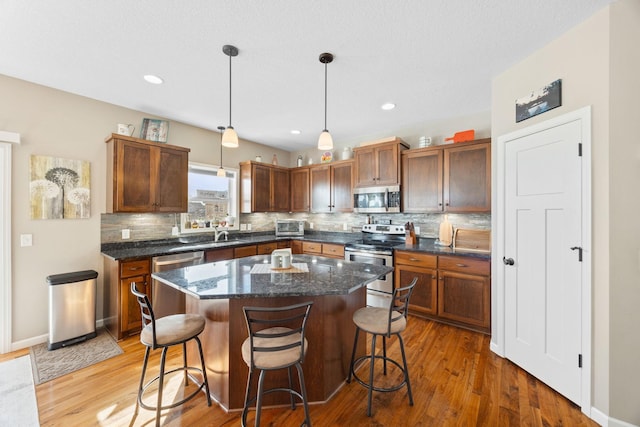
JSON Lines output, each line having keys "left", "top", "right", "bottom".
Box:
{"left": 214, "top": 226, "right": 229, "bottom": 242}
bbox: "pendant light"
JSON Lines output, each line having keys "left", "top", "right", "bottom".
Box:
{"left": 217, "top": 126, "right": 226, "bottom": 177}
{"left": 318, "top": 52, "right": 334, "bottom": 150}
{"left": 222, "top": 45, "right": 239, "bottom": 148}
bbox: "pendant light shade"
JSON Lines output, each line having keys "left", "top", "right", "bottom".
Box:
{"left": 222, "top": 45, "right": 239, "bottom": 148}
{"left": 318, "top": 52, "right": 334, "bottom": 150}
{"left": 217, "top": 126, "right": 226, "bottom": 177}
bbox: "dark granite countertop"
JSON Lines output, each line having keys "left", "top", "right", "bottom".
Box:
{"left": 151, "top": 254, "right": 393, "bottom": 299}
{"left": 101, "top": 231, "right": 491, "bottom": 261}
{"left": 100, "top": 231, "right": 361, "bottom": 261}
{"left": 394, "top": 237, "right": 492, "bottom": 260}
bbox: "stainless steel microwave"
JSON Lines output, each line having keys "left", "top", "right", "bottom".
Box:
{"left": 353, "top": 185, "right": 401, "bottom": 213}
{"left": 275, "top": 219, "right": 305, "bottom": 236}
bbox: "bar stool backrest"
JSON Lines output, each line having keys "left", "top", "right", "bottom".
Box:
{"left": 243, "top": 301, "right": 313, "bottom": 370}
{"left": 131, "top": 283, "right": 158, "bottom": 348}
{"left": 387, "top": 277, "right": 418, "bottom": 336}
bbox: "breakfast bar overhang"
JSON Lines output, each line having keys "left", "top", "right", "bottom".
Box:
{"left": 151, "top": 254, "right": 393, "bottom": 411}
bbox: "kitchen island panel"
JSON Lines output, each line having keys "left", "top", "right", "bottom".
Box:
{"left": 187, "top": 290, "right": 366, "bottom": 410}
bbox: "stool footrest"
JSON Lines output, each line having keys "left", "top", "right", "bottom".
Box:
{"left": 350, "top": 354, "right": 409, "bottom": 393}
{"left": 138, "top": 366, "right": 207, "bottom": 411}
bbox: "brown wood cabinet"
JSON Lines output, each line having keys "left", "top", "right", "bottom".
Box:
{"left": 301, "top": 241, "right": 345, "bottom": 259}
{"left": 205, "top": 248, "right": 234, "bottom": 262}
{"left": 401, "top": 139, "right": 491, "bottom": 213}
{"left": 290, "top": 167, "right": 310, "bottom": 212}
{"left": 106, "top": 134, "right": 189, "bottom": 213}
{"left": 395, "top": 250, "right": 491, "bottom": 333}
{"left": 240, "top": 161, "right": 291, "bottom": 213}
{"left": 395, "top": 251, "right": 438, "bottom": 316}
{"left": 438, "top": 256, "right": 490, "bottom": 332}
{"left": 401, "top": 148, "right": 443, "bottom": 212}
{"left": 444, "top": 140, "right": 491, "bottom": 212}
{"left": 104, "top": 257, "right": 151, "bottom": 340}
{"left": 309, "top": 160, "right": 353, "bottom": 213}
{"left": 353, "top": 138, "right": 409, "bottom": 187}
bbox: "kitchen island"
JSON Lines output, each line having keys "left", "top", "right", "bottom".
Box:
{"left": 152, "top": 254, "right": 393, "bottom": 411}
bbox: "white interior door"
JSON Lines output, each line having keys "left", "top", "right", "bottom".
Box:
{"left": 503, "top": 119, "right": 583, "bottom": 404}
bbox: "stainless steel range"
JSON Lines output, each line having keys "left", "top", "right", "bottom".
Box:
{"left": 344, "top": 224, "right": 406, "bottom": 308}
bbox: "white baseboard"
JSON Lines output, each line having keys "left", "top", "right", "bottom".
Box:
{"left": 591, "top": 406, "right": 640, "bottom": 427}
{"left": 10, "top": 318, "right": 106, "bottom": 352}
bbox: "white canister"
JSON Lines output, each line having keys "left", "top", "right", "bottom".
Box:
{"left": 341, "top": 147, "right": 353, "bottom": 160}
{"left": 271, "top": 249, "right": 292, "bottom": 269}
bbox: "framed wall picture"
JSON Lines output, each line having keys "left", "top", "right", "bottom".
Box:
{"left": 515, "top": 79, "right": 562, "bottom": 123}
{"left": 140, "top": 118, "right": 169, "bottom": 142}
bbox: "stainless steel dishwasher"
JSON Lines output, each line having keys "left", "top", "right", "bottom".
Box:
{"left": 152, "top": 251, "right": 204, "bottom": 318}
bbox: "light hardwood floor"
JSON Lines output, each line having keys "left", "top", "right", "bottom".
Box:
{"left": 1, "top": 317, "right": 599, "bottom": 426}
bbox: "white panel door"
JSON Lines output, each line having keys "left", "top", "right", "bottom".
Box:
{"left": 504, "top": 119, "right": 582, "bottom": 404}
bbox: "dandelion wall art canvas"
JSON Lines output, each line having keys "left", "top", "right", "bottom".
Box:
{"left": 30, "top": 155, "right": 91, "bottom": 219}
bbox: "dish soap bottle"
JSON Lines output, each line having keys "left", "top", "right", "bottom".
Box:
{"left": 438, "top": 214, "right": 453, "bottom": 246}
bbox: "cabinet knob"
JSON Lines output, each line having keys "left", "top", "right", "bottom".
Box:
{"left": 409, "top": 258, "right": 419, "bottom": 262}
{"left": 455, "top": 263, "right": 467, "bottom": 268}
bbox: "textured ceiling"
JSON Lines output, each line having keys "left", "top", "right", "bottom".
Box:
{"left": 0, "top": 0, "right": 613, "bottom": 151}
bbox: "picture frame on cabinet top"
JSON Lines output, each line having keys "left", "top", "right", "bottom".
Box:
{"left": 140, "top": 118, "right": 169, "bottom": 143}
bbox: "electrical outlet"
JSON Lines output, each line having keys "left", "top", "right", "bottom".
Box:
{"left": 247, "top": 223, "right": 252, "bottom": 231}
{"left": 20, "top": 234, "right": 33, "bottom": 247}
{"left": 343, "top": 223, "right": 348, "bottom": 231}
{"left": 309, "top": 222, "right": 314, "bottom": 229}
{"left": 122, "top": 229, "right": 130, "bottom": 239}
{"left": 171, "top": 226, "right": 179, "bottom": 236}
{"left": 414, "top": 226, "right": 421, "bottom": 235}
{"left": 240, "top": 223, "right": 247, "bottom": 231}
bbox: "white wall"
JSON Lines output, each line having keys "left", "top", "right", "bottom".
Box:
{"left": 493, "top": 1, "right": 640, "bottom": 424}
{"left": 0, "top": 74, "right": 290, "bottom": 344}
{"left": 609, "top": 0, "right": 640, "bottom": 424}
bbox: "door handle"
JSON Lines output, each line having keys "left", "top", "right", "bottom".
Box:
{"left": 570, "top": 246, "right": 583, "bottom": 262}
{"left": 503, "top": 257, "right": 515, "bottom": 266}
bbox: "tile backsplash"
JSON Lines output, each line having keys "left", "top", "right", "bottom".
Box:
{"left": 101, "top": 212, "right": 490, "bottom": 243}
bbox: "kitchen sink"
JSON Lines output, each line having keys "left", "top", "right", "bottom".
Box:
{"left": 170, "top": 239, "right": 250, "bottom": 252}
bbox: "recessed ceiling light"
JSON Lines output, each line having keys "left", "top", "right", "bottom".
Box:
{"left": 290, "top": 130, "right": 301, "bottom": 135}
{"left": 381, "top": 103, "right": 396, "bottom": 111}
{"left": 143, "top": 74, "right": 164, "bottom": 84}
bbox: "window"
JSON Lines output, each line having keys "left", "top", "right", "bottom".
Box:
{"left": 180, "top": 162, "right": 239, "bottom": 233}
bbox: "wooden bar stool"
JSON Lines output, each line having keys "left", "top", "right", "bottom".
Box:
{"left": 347, "top": 278, "right": 417, "bottom": 416}
{"left": 241, "top": 301, "right": 313, "bottom": 427}
{"left": 130, "top": 283, "right": 211, "bottom": 426}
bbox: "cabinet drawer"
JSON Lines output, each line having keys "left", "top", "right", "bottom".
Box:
{"left": 322, "top": 243, "right": 344, "bottom": 258}
{"left": 235, "top": 245, "right": 258, "bottom": 258}
{"left": 395, "top": 251, "right": 437, "bottom": 268}
{"left": 257, "top": 242, "right": 278, "bottom": 254}
{"left": 438, "top": 256, "right": 489, "bottom": 276}
{"left": 302, "top": 242, "right": 323, "bottom": 254}
{"left": 120, "top": 259, "right": 150, "bottom": 278}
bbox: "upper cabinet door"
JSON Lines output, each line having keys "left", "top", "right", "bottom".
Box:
{"left": 354, "top": 146, "right": 377, "bottom": 187}
{"left": 290, "top": 167, "right": 310, "bottom": 212}
{"left": 272, "top": 167, "right": 290, "bottom": 212}
{"left": 156, "top": 147, "right": 189, "bottom": 212}
{"left": 444, "top": 142, "right": 491, "bottom": 212}
{"left": 375, "top": 144, "right": 400, "bottom": 186}
{"left": 116, "top": 140, "right": 154, "bottom": 212}
{"left": 310, "top": 165, "right": 331, "bottom": 213}
{"left": 402, "top": 149, "right": 443, "bottom": 212}
{"left": 331, "top": 161, "right": 353, "bottom": 212}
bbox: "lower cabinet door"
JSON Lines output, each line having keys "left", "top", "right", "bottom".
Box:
{"left": 437, "top": 270, "right": 490, "bottom": 330}
{"left": 396, "top": 265, "right": 437, "bottom": 316}
{"left": 121, "top": 275, "right": 149, "bottom": 335}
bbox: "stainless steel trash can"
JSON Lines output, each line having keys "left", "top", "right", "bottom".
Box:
{"left": 47, "top": 270, "right": 98, "bottom": 350}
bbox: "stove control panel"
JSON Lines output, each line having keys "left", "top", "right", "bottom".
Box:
{"left": 361, "top": 224, "right": 406, "bottom": 235}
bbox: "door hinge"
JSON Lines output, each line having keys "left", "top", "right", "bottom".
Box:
{"left": 578, "top": 143, "right": 582, "bottom": 157}
{"left": 578, "top": 354, "right": 582, "bottom": 368}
